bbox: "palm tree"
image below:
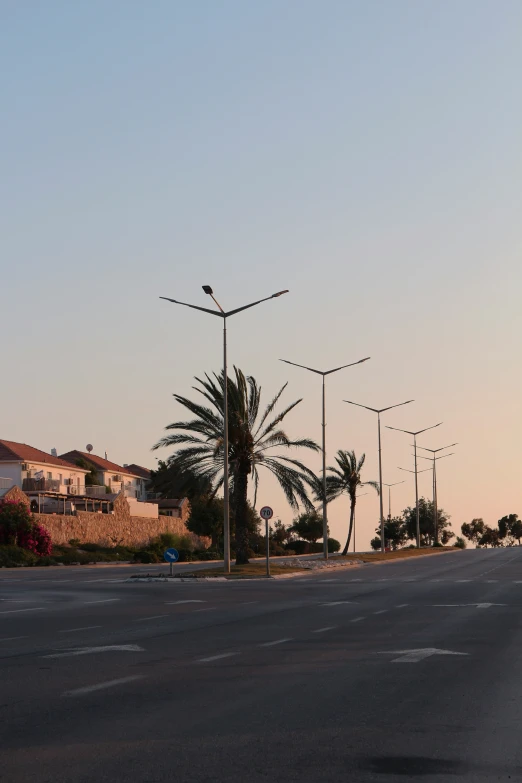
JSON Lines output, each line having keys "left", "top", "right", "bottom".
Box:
{"left": 324, "top": 450, "right": 379, "bottom": 555}
{"left": 153, "top": 367, "right": 320, "bottom": 564}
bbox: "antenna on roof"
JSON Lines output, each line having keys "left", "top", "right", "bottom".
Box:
{"left": 51, "top": 448, "right": 57, "bottom": 457}
{"left": 86, "top": 444, "right": 93, "bottom": 453}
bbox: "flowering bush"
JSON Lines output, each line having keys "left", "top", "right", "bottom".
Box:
{"left": 0, "top": 500, "right": 52, "bottom": 556}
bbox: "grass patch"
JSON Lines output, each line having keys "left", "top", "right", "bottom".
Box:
{"left": 176, "top": 563, "right": 304, "bottom": 578}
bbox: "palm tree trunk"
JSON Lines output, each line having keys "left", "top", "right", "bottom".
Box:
{"left": 233, "top": 469, "right": 250, "bottom": 565}
{"left": 342, "top": 500, "right": 356, "bottom": 556}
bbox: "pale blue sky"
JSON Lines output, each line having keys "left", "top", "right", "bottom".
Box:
{"left": 2, "top": 1, "right": 521, "bottom": 547}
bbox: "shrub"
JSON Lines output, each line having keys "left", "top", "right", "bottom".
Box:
{"left": 328, "top": 538, "right": 341, "bottom": 553}
{"left": 0, "top": 545, "right": 39, "bottom": 567}
{"left": 454, "top": 536, "right": 467, "bottom": 549}
{"left": 0, "top": 500, "right": 52, "bottom": 556}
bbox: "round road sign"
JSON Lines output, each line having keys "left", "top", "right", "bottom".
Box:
{"left": 260, "top": 506, "right": 273, "bottom": 520}
{"left": 164, "top": 547, "right": 179, "bottom": 563}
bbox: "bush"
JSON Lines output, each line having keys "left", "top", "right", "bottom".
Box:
{"left": 0, "top": 500, "right": 52, "bottom": 556}
{"left": 328, "top": 538, "right": 341, "bottom": 553}
{"left": 454, "top": 536, "right": 467, "bottom": 549}
{"left": 0, "top": 545, "right": 39, "bottom": 567}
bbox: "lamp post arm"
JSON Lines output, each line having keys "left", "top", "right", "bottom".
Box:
{"left": 159, "top": 297, "right": 225, "bottom": 318}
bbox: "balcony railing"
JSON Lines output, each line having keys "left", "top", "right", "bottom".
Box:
{"left": 85, "top": 485, "right": 108, "bottom": 497}
{"left": 22, "top": 478, "right": 61, "bottom": 492}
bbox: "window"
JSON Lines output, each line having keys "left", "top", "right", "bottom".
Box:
{"left": 47, "top": 472, "right": 52, "bottom": 480}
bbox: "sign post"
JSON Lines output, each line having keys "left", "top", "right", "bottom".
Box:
{"left": 260, "top": 506, "right": 273, "bottom": 577}
{"left": 163, "top": 547, "right": 179, "bottom": 576}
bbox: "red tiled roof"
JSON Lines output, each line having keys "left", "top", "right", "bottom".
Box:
{"left": 59, "top": 450, "right": 139, "bottom": 477}
{"left": 0, "top": 440, "right": 89, "bottom": 471}
{"left": 124, "top": 464, "right": 151, "bottom": 479}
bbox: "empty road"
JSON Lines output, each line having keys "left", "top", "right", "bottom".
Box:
{"left": 1, "top": 548, "right": 522, "bottom": 782}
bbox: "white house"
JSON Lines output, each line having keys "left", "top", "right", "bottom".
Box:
{"left": 59, "top": 450, "right": 149, "bottom": 500}
{"left": 0, "top": 440, "right": 90, "bottom": 497}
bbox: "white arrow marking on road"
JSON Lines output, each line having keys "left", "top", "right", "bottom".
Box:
{"left": 379, "top": 648, "right": 469, "bottom": 663}
{"left": 319, "top": 601, "right": 356, "bottom": 606}
{"left": 44, "top": 644, "right": 144, "bottom": 658}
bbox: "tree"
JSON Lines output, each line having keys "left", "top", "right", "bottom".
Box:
{"left": 454, "top": 536, "right": 467, "bottom": 549}
{"left": 461, "top": 518, "right": 486, "bottom": 546}
{"left": 186, "top": 496, "right": 225, "bottom": 549}
{"left": 149, "top": 460, "right": 212, "bottom": 500}
{"left": 478, "top": 526, "right": 503, "bottom": 548}
{"left": 498, "top": 514, "right": 522, "bottom": 546}
{"left": 440, "top": 529, "right": 455, "bottom": 545}
{"left": 75, "top": 458, "right": 101, "bottom": 487}
{"left": 289, "top": 512, "right": 324, "bottom": 543}
{"left": 402, "top": 498, "right": 452, "bottom": 546}
{"left": 154, "top": 367, "right": 319, "bottom": 564}
{"left": 323, "top": 451, "right": 379, "bottom": 555}
{"left": 371, "top": 516, "right": 408, "bottom": 551}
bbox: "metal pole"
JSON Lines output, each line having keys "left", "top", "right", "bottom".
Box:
{"left": 414, "top": 435, "right": 420, "bottom": 547}
{"left": 353, "top": 505, "right": 356, "bottom": 553}
{"left": 266, "top": 518, "right": 270, "bottom": 577}
{"left": 378, "top": 413, "right": 385, "bottom": 552}
{"left": 222, "top": 317, "right": 231, "bottom": 574}
{"left": 433, "top": 454, "right": 439, "bottom": 545}
{"left": 388, "top": 486, "right": 391, "bottom": 520}
{"left": 322, "top": 375, "right": 328, "bottom": 560}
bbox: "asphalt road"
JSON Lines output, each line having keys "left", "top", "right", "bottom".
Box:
{"left": 2, "top": 548, "right": 522, "bottom": 782}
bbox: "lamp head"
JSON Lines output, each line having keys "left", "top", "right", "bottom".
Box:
{"left": 272, "top": 290, "right": 289, "bottom": 297}
{"left": 202, "top": 285, "right": 213, "bottom": 295}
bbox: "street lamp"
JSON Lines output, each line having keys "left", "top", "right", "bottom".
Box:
{"left": 279, "top": 357, "right": 370, "bottom": 559}
{"left": 382, "top": 480, "right": 406, "bottom": 520}
{"left": 344, "top": 399, "right": 414, "bottom": 553}
{"left": 387, "top": 423, "right": 442, "bottom": 547}
{"left": 353, "top": 491, "right": 369, "bottom": 553}
{"left": 161, "top": 286, "right": 289, "bottom": 573}
{"left": 416, "top": 445, "right": 457, "bottom": 544}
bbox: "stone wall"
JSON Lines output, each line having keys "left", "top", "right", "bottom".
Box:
{"left": 3, "top": 486, "right": 201, "bottom": 549}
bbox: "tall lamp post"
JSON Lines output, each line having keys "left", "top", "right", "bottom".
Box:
{"left": 387, "top": 423, "right": 442, "bottom": 548}
{"left": 353, "top": 491, "right": 368, "bottom": 553}
{"left": 344, "top": 399, "right": 414, "bottom": 552}
{"left": 416, "top": 446, "right": 456, "bottom": 544}
{"left": 161, "top": 286, "right": 289, "bottom": 573}
{"left": 279, "top": 357, "right": 370, "bottom": 559}
{"left": 382, "top": 480, "right": 405, "bottom": 520}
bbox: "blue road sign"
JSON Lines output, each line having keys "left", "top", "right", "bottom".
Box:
{"left": 164, "top": 548, "right": 179, "bottom": 563}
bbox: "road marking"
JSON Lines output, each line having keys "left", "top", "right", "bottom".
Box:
{"left": 83, "top": 599, "right": 121, "bottom": 605}
{"left": 197, "top": 652, "right": 239, "bottom": 663}
{"left": 373, "top": 610, "right": 388, "bottom": 615}
{"left": 194, "top": 608, "right": 214, "bottom": 612}
{"left": 396, "top": 604, "right": 409, "bottom": 608}
{"left": 0, "top": 607, "right": 45, "bottom": 615}
{"left": 319, "top": 601, "right": 356, "bottom": 607}
{"left": 513, "top": 581, "right": 522, "bottom": 584}
{"left": 403, "top": 578, "right": 417, "bottom": 582}
{"left": 165, "top": 600, "right": 206, "bottom": 605}
{"left": 485, "top": 580, "right": 498, "bottom": 583}
{"left": 312, "top": 626, "right": 337, "bottom": 634}
{"left": 379, "top": 647, "right": 468, "bottom": 663}
{"left": 432, "top": 603, "right": 505, "bottom": 609}
{"left": 456, "top": 579, "right": 471, "bottom": 583}
{"left": 242, "top": 601, "right": 258, "bottom": 604}
{"left": 44, "top": 644, "right": 144, "bottom": 658}
{"left": 59, "top": 626, "right": 102, "bottom": 634}
{"left": 430, "top": 579, "right": 442, "bottom": 582}
{"left": 349, "top": 579, "right": 362, "bottom": 582}
{"left": 63, "top": 675, "right": 145, "bottom": 697}
{"left": 351, "top": 617, "right": 365, "bottom": 623}
{"left": 377, "top": 579, "right": 389, "bottom": 582}
{"left": 261, "top": 638, "right": 293, "bottom": 646}
{"left": 322, "top": 579, "right": 340, "bottom": 583}
{"left": 52, "top": 580, "right": 73, "bottom": 583}
{"left": 134, "top": 615, "right": 169, "bottom": 622}
{"left": 0, "top": 635, "right": 29, "bottom": 641}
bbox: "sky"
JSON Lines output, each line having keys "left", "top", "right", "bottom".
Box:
{"left": 2, "top": 1, "right": 521, "bottom": 549}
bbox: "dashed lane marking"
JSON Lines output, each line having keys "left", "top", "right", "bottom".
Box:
{"left": 351, "top": 617, "right": 365, "bottom": 623}
{"left": 63, "top": 675, "right": 145, "bottom": 697}
{"left": 373, "top": 610, "right": 388, "bottom": 615}
{"left": 83, "top": 599, "right": 121, "bottom": 605}
{"left": 0, "top": 635, "right": 29, "bottom": 641}
{"left": 312, "top": 627, "right": 337, "bottom": 634}
{"left": 197, "top": 652, "right": 239, "bottom": 663}
{"left": 260, "top": 638, "right": 293, "bottom": 646}
{"left": 134, "top": 615, "right": 169, "bottom": 622}
{"left": 59, "top": 626, "right": 102, "bottom": 633}
{"left": 44, "top": 644, "right": 144, "bottom": 658}
{"left": 0, "top": 607, "right": 45, "bottom": 615}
